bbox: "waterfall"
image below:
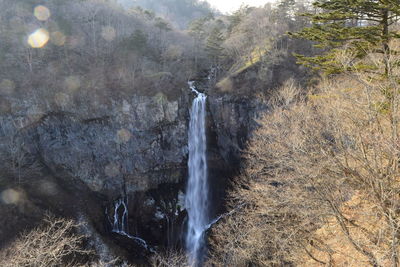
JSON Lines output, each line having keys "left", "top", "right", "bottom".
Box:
{"left": 185, "top": 81, "right": 209, "bottom": 266}
{"left": 107, "top": 198, "right": 153, "bottom": 251}
{"left": 111, "top": 198, "right": 129, "bottom": 234}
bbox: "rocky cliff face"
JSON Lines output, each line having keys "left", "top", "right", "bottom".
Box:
{"left": 0, "top": 89, "right": 190, "bottom": 255}
{"left": 209, "top": 95, "right": 266, "bottom": 165}
{"left": 24, "top": 92, "right": 190, "bottom": 198}
{"left": 0, "top": 82, "right": 265, "bottom": 261}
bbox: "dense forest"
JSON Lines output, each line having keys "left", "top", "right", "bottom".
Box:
{"left": 0, "top": 0, "right": 399, "bottom": 266}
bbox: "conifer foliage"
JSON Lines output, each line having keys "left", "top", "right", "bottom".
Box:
{"left": 205, "top": 26, "right": 225, "bottom": 65}
{"left": 292, "top": 0, "right": 400, "bottom": 75}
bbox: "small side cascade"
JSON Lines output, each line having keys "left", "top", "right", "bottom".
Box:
{"left": 111, "top": 199, "right": 129, "bottom": 234}
{"left": 107, "top": 198, "right": 153, "bottom": 252}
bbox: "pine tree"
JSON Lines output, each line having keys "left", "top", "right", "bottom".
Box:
{"left": 227, "top": 5, "right": 250, "bottom": 34}
{"left": 205, "top": 26, "right": 225, "bottom": 65}
{"left": 291, "top": 0, "right": 400, "bottom": 75}
{"left": 278, "top": 0, "right": 296, "bottom": 19}
{"left": 122, "top": 29, "right": 148, "bottom": 54}
{"left": 189, "top": 18, "right": 208, "bottom": 70}
{"left": 274, "top": 0, "right": 297, "bottom": 30}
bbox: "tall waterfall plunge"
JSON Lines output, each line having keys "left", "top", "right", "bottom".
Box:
{"left": 185, "top": 81, "right": 209, "bottom": 266}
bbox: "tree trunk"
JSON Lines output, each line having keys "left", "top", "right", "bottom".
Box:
{"left": 382, "top": 8, "right": 390, "bottom": 76}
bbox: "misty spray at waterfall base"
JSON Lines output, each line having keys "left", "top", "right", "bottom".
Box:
{"left": 185, "top": 81, "right": 209, "bottom": 266}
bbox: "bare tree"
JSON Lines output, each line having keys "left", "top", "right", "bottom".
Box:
{"left": 209, "top": 45, "right": 400, "bottom": 266}
{"left": 150, "top": 249, "right": 188, "bottom": 267}
{"left": 0, "top": 215, "right": 90, "bottom": 267}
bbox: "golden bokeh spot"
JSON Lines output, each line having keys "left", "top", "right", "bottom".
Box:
{"left": 27, "top": 105, "right": 45, "bottom": 122}
{"left": 51, "top": 31, "right": 66, "bottom": 46}
{"left": 34, "top": 5, "right": 51, "bottom": 21}
{"left": 117, "top": 129, "right": 132, "bottom": 143}
{"left": 101, "top": 26, "right": 116, "bottom": 41}
{"left": 0, "top": 98, "right": 11, "bottom": 114}
{"left": 67, "top": 35, "right": 85, "bottom": 49}
{"left": 164, "top": 45, "right": 183, "bottom": 60}
{"left": 28, "top": 28, "right": 49, "bottom": 48}
{"left": 87, "top": 179, "right": 104, "bottom": 192}
{"left": 0, "top": 79, "right": 15, "bottom": 95}
{"left": 105, "top": 163, "right": 120, "bottom": 177}
{"left": 38, "top": 180, "right": 58, "bottom": 196}
{"left": 64, "top": 76, "right": 81, "bottom": 92}
{"left": 54, "top": 92, "right": 70, "bottom": 107}
{"left": 1, "top": 189, "right": 21, "bottom": 204}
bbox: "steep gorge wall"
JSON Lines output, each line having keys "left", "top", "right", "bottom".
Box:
{"left": 0, "top": 82, "right": 264, "bottom": 261}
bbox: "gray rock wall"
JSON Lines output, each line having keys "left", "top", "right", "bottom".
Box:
{"left": 0, "top": 83, "right": 265, "bottom": 258}
{"left": 20, "top": 92, "right": 191, "bottom": 198}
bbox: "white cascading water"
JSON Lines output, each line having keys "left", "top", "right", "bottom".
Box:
{"left": 111, "top": 199, "right": 129, "bottom": 234}
{"left": 108, "top": 198, "right": 152, "bottom": 251}
{"left": 185, "top": 81, "right": 209, "bottom": 266}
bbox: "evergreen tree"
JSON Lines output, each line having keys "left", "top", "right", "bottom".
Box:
{"left": 154, "top": 17, "right": 172, "bottom": 32}
{"left": 291, "top": 0, "right": 400, "bottom": 75}
{"left": 227, "top": 5, "right": 250, "bottom": 34}
{"left": 205, "top": 26, "right": 225, "bottom": 65}
{"left": 121, "top": 29, "right": 148, "bottom": 54}
{"left": 189, "top": 18, "right": 208, "bottom": 69}
{"left": 278, "top": 0, "right": 296, "bottom": 19}
{"left": 273, "top": 0, "right": 297, "bottom": 30}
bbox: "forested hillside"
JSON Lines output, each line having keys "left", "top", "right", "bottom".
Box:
{"left": 0, "top": 0, "right": 199, "bottom": 110}
{"left": 117, "top": 0, "right": 215, "bottom": 29}
{"left": 209, "top": 0, "right": 400, "bottom": 266}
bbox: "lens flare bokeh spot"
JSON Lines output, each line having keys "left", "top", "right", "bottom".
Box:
{"left": 105, "top": 163, "right": 120, "bottom": 177}
{"left": 117, "top": 129, "right": 132, "bottom": 143}
{"left": 28, "top": 28, "right": 49, "bottom": 48}
{"left": 101, "top": 26, "right": 116, "bottom": 41}
{"left": 34, "top": 5, "right": 51, "bottom": 21}
{"left": 1, "top": 189, "right": 21, "bottom": 204}
{"left": 54, "top": 92, "right": 70, "bottom": 107}
{"left": 51, "top": 31, "right": 66, "bottom": 46}
{"left": 64, "top": 76, "right": 81, "bottom": 92}
{"left": 0, "top": 79, "right": 15, "bottom": 95}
